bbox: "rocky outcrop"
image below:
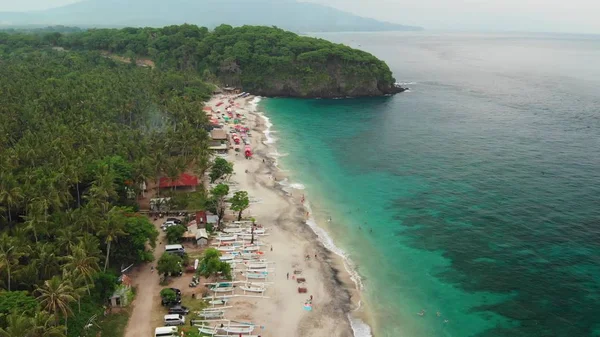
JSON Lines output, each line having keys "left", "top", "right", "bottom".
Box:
{"left": 236, "top": 60, "right": 406, "bottom": 98}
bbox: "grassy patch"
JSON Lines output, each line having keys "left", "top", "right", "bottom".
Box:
{"left": 181, "top": 294, "right": 208, "bottom": 313}
{"left": 84, "top": 307, "right": 132, "bottom": 337}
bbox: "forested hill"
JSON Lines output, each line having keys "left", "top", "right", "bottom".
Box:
{"left": 0, "top": 0, "right": 423, "bottom": 33}
{"left": 0, "top": 24, "right": 403, "bottom": 97}
{"left": 0, "top": 44, "right": 215, "bottom": 335}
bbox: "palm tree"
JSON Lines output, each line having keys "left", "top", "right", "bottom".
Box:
{"left": 0, "top": 176, "right": 23, "bottom": 223}
{"left": 0, "top": 310, "right": 66, "bottom": 337}
{"left": 65, "top": 243, "right": 100, "bottom": 294}
{"left": 0, "top": 312, "right": 31, "bottom": 337}
{"left": 31, "top": 310, "right": 66, "bottom": 337}
{"left": 98, "top": 207, "right": 127, "bottom": 271}
{"left": 32, "top": 243, "right": 63, "bottom": 282}
{"left": 0, "top": 233, "right": 22, "bottom": 291}
{"left": 55, "top": 226, "right": 79, "bottom": 255}
{"left": 62, "top": 270, "right": 90, "bottom": 313}
{"left": 35, "top": 276, "right": 76, "bottom": 332}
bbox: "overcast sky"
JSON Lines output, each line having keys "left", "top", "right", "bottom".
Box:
{"left": 1, "top": 0, "right": 600, "bottom": 34}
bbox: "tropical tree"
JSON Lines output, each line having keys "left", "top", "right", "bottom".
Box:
{"left": 30, "top": 310, "right": 66, "bottom": 337}
{"left": 64, "top": 243, "right": 100, "bottom": 294}
{"left": 230, "top": 191, "right": 250, "bottom": 221}
{"left": 166, "top": 225, "right": 187, "bottom": 244}
{"left": 0, "top": 310, "right": 66, "bottom": 337}
{"left": 35, "top": 276, "right": 76, "bottom": 330}
{"left": 0, "top": 234, "right": 22, "bottom": 291}
{"left": 207, "top": 184, "right": 229, "bottom": 230}
{"left": 0, "top": 176, "right": 23, "bottom": 224}
{"left": 197, "top": 248, "right": 231, "bottom": 280}
{"left": 98, "top": 207, "right": 127, "bottom": 271}
{"left": 0, "top": 312, "right": 31, "bottom": 337}
{"left": 159, "top": 288, "right": 177, "bottom": 302}
{"left": 156, "top": 253, "right": 182, "bottom": 278}
{"left": 209, "top": 158, "right": 233, "bottom": 183}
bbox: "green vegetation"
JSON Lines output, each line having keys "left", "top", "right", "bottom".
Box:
{"left": 230, "top": 191, "right": 250, "bottom": 221}
{"left": 159, "top": 288, "right": 177, "bottom": 302}
{"left": 207, "top": 184, "right": 230, "bottom": 229}
{"left": 0, "top": 36, "right": 213, "bottom": 336}
{"left": 197, "top": 248, "right": 232, "bottom": 281}
{"left": 166, "top": 225, "right": 187, "bottom": 244}
{"left": 0, "top": 24, "right": 398, "bottom": 97}
{"left": 209, "top": 158, "right": 234, "bottom": 183}
{"left": 157, "top": 253, "right": 183, "bottom": 278}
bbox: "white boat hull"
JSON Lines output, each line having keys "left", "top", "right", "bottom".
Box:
{"left": 212, "top": 287, "right": 234, "bottom": 292}
{"left": 240, "top": 286, "right": 265, "bottom": 293}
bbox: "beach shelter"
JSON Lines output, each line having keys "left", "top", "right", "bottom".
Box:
{"left": 244, "top": 145, "right": 252, "bottom": 158}
{"left": 159, "top": 173, "right": 199, "bottom": 191}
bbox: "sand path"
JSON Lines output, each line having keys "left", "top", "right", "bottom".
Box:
{"left": 123, "top": 218, "right": 166, "bottom": 337}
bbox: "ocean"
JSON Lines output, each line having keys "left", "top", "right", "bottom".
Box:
{"left": 259, "top": 32, "right": 600, "bottom": 337}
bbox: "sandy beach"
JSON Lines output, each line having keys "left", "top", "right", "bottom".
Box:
{"left": 203, "top": 94, "right": 361, "bottom": 337}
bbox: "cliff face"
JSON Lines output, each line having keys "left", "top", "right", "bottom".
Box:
{"left": 235, "top": 60, "right": 405, "bottom": 98}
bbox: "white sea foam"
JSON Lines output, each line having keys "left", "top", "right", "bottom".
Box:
{"left": 260, "top": 114, "right": 276, "bottom": 144}
{"left": 268, "top": 151, "right": 288, "bottom": 157}
{"left": 277, "top": 178, "right": 306, "bottom": 190}
{"left": 349, "top": 313, "right": 373, "bottom": 337}
{"left": 289, "top": 183, "right": 306, "bottom": 190}
{"left": 249, "top": 96, "right": 262, "bottom": 110}
{"left": 304, "top": 201, "right": 364, "bottom": 290}
{"left": 396, "top": 81, "right": 417, "bottom": 86}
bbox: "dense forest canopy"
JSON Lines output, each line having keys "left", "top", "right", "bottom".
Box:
{"left": 0, "top": 24, "right": 400, "bottom": 97}
{"left": 0, "top": 46, "right": 213, "bottom": 336}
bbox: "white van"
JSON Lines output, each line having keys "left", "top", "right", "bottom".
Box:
{"left": 164, "top": 314, "right": 185, "bottom": 326}
{"left": 155, "top": 326, "right": 178, "bottom": 337}
{"left": 165, "top": 244, "right": 185, "bottom": 255}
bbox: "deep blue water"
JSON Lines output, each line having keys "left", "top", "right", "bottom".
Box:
{"left": 261, "top": 32, "right": 600, "bottom": 337}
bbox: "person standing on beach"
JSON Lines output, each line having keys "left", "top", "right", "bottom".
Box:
{"left": 287, "top": 272, "right": 289, "bottom": 280}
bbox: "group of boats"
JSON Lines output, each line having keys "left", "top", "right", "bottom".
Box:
{"left": 193, "top": 220, "right": 275, "bottom": 336}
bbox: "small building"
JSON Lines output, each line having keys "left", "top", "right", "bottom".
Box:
{"left": 159, "top": 173, "right": 199, "bottom": 192}
{"left": 110, "top": 274, "right": 132, "bottom": 307}
{"left": 210, "top": 129, "right": 228, "bottom": 142}
{"left": 223, "top": 87, "right": 241, "bottom": 95}
{"left": 196, "top": 228, "right": 209, "bottom": 246}
{"left": 209, "top": 143, "right": 228, "bottom": 153}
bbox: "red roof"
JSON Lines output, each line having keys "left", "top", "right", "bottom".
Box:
{"left": 159, "top": 173, "right": 199, "bottom": 188}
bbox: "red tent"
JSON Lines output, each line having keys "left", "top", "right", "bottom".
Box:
{"left": 159, "top": 173, "right": 199, "bottom": 188}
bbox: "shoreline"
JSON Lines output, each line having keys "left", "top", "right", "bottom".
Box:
{"left": 206, "top": 94, "right": 372, "bottom": 337}
{"left": 249, "top": 97, "right": 374, "bottom": 336}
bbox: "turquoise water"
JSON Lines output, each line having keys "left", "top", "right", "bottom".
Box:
{"left": 261, "top": 32, "right": 600, "bottom": 337}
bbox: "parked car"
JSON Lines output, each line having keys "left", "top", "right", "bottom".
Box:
{"left": 166, "top": 218, "right": 182, "bottom": 224}
{"left": 161, "top": 221, "right": 177, "bottom": 231}
{"left": 168, "top": 305, "right": 190, "bottom": 315}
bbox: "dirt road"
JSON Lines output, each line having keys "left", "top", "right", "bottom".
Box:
{"left": 123, "top": 218, "right": 165, "bottom": 337}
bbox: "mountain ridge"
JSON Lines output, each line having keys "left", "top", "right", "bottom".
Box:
{"left": 0, "top": 0, "right": 423, "bottom": 32}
